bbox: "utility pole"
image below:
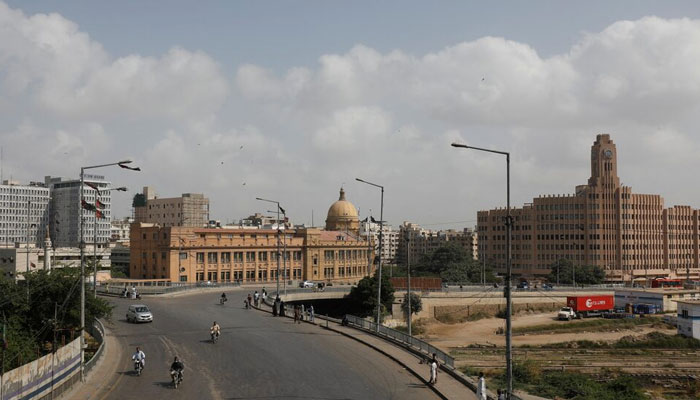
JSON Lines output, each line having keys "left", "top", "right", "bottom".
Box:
{"left": 407, "top": 232, "right": 411, "bottom": 337}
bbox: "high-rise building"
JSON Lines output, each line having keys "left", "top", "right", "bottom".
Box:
{"left": 477, "top": 134, "right": 700, "bottom": 283}
{"left": 45, "top": 175, "right": 112, "bottom": 248}
{"left": 359, "top": 219, "right": 399, "bottom": 264}
{"left": 397, "top": 222, "right": 478, "bottom": 265}
{"left": 0, "top": 180, "right": 50, "bottom": 247}
{"left": 133, "top": 186, "right": 209, "bottom": 227}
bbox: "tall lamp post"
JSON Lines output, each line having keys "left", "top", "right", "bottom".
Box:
{"left": 405, "top": 232, "right": 412, "bottom": 336}
{"left": 451, "top": 143, "right": 513, "bottom": 399}
{"left": 256, "top": 197, "right": 283, "bottom": 295}
{"left": 79, "top": 160, "right": 139, "bottom": 381}
{"left": 92, "top": 186, "right": 127, "bottom": 297}
{"left": 268, "top": 208, "right": 288, "bottom": 296}
{"left": 356, "top": 178, "right": 384, "bottom": 330}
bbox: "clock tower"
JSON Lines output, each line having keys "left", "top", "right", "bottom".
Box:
{"left": 588, "top": 134, "right": 620, "bottom": 190}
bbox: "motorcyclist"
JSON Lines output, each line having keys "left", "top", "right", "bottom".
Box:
{"left": 210, "top": 321, "right": 221, "bottom": 340}
{"left": 220, "top": 292, "right": 227, "bottom": 304}
{"left": 170, "top": 356, "right": 184, "bottom": 382}
{"left": 132, "top": 346, "right": 146, "bottom": 370}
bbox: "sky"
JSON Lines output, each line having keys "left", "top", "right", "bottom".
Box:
{"left": 2, "top": 1, "right": 700, "bottom": 229}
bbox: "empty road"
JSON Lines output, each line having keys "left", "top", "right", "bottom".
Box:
{"left": 98, "top": 289, "right": 438, "bottom": 400}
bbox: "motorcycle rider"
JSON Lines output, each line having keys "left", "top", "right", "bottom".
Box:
{"left": 132, "top": 346, "right": 146, "bottom": 371}
{"left": 220, "top": 292, "right": 227, "bottom": 303}
{"left": 170, "top": 356, "right": 185, "bottom": 383}
{"left": 210, "top": 321, "right": 221, "bottom": 340}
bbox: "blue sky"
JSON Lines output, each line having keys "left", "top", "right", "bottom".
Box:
{"left": 3, "top": 1, "right": 700, "bottom": 228}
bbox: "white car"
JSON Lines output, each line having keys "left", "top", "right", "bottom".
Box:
{"left": 126, "top": 304, "right": 153, "bottom": 323}
{"left": 301, "top": 281, "right": 315, "bottom": 288}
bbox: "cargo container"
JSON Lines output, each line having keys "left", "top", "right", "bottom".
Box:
{"left": 561, "top": 295, "right": 614, "bottom": 318}
{"left": 389, "top": 277, "right": 442, "bottom": 290}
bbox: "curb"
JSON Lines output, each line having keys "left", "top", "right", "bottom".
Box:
{"left": 323, "top": 324, "right": 449, "bottom": 400}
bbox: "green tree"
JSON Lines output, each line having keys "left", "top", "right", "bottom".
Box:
{"left": 401, "top": 292, "right": 422, "bottom": 316}
{"left": 413, "top": 243, "right": 498, "bottom": 283}
{"left": 547, "top": 258, "right": 605, "bottom": 285}
{"left": 345, "top": 270, "right": 395, "bottom": 318}
{"left": 0, "top": 268, "right": 113, "bottom": 371}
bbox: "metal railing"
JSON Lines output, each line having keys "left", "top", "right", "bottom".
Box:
{"left": 84, "top": 318, "right": 105, "bottom": 374}
{"left": 344, "top": 315, "right": 454, "bottom": 369}
{"left": 96, "top": 281, "right": 242, "bottom": 295}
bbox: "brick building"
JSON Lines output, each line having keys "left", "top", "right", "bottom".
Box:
{"left": 477, "top": 134, "right": 700, "bottom": 283}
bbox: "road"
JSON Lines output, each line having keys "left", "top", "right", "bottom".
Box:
{"left": 99, "top": 289, "right": 438, "bottom": 400}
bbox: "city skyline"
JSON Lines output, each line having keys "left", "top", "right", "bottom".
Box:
{"left": 2, "top": 2, "right": 700, "bottom": 229}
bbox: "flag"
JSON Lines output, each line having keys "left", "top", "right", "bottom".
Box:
{"left": 118, "top": 163, "right": 141, "bottom": 171}
{"left": 30, "top": 262, "right": 36, "bottom": 269}
{"left": 96, "top": 210, "right": 105, "bottom": 219}
{"left": 370, "top": 216, "right": 377, "bottom": 223}
{"left": 81, "top": 199, "right": 97, "bottom": 212}
{"left": 279, "top": 205, "right": 286, "bottom": 214}
{"left": 95, "top": 199, "right": 106, "bottom": 209}
{"left": 85, "top": 182, "right": 100, "bottom": 194}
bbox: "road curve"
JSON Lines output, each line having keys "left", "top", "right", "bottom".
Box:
{"left": 98, "top": 289, "right": 438, "bottom": 400}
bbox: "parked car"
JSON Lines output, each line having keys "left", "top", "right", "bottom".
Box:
{"left": 127, "top": 304, "right": 153, "bottom": 323}
{"left": 300, "top": 280, "right": 315, "bottom": 288}
{"left": 542, "top": 283, "right": 554, "bottom": 290}
{"left": 517, "top": 281, "right": 529, "bottom": 290}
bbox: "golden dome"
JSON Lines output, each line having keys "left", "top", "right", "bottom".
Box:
{"left": 325, "top": 188, "right": 359, "bottom": 232}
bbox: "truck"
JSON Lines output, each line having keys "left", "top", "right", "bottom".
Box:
{"left": 558, "top": 295, "right": 614, "bottom": 320}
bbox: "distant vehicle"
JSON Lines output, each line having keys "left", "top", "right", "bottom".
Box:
{"left": 126, "top": 304, "right": 153, "bottom": 323}
{"left": 632, "top": 303, "right": 661, "bottom": 315}
{"left": 517, "top": 282, "right": 529, "bottom": 290}
{"left": 300, "top": 281, "right": 315, "bottom": 288}
{"left": 651, "top": 278, "right": 682, "bottom": 289}
{"left": 558, "top": 295, "right": 614, "bottom": 320}
{"left": 542, "top": 283, "right": 554, "bottom": 290}
{"left": 196, "top": 281, "right": 218, "bottom": 287}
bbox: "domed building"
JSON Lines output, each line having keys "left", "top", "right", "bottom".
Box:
{"left": 325, "top": 188, "right": 359, "bottom": 234}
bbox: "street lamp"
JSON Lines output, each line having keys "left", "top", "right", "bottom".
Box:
{"left": 451, "top": 142, "right": 513, "bottom": 399}
{"left": 268, "top": 209, "right": 288, "bottom": 296}
{"left": 405, "top": 232, "right": 412, "bottom": 337}
{"left": 356, "top": 178, "right": 384, "bottom": 330}
{"left": 256, "top": 197, "right": 283, "bottom": 296}
{"left": 79, "top": 160, "right": 138, "bottom": 381}
{"left": 92, "top": 186, "right": 127, "bottom": 297}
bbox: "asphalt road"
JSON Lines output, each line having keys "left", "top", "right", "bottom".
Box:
{"left": 101, "top": 289, "right": 438, "bottom": 400}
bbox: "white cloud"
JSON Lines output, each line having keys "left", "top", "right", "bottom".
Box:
{"left": 2, "top": 1, "right": 700, "bottom": 227}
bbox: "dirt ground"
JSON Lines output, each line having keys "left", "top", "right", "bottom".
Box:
{"left": 422, "top": 311, "right": 659, "bottom": 348}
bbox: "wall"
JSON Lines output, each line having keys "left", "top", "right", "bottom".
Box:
{"left": 0, "top": 338, "right": 80, "bottom": 400}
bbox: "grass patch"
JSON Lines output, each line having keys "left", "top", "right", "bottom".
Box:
{"left": 543, "top": 332, "right": 700, "bottom": 350}
{"left": 393, "top": 319, "right": 427, "bottom": 336}
{"left": 512, "top": 316, "right": 657, "bottom": 335}
{"left": 490, "top": 360, "right": 649, "bottom": 400}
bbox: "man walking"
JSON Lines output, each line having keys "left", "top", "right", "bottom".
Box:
{"left": 308, "top": 305, "right": 314, "bottom": 322}
{"left": 477, "top": 372, "right": 487, "bottom": 400}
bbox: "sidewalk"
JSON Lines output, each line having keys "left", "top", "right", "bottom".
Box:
{"left": 61, "top": 324, "right": 123, "bottom": 399}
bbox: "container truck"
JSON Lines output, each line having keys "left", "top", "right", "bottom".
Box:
{"left": 557, "top": 295, "right": 614, "bottom": 320}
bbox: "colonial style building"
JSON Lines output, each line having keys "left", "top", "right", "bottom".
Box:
{"left": 129, "top": 188, "right": 374, "bottom": 283}
{"left": 478, "top": 134, "right": 700, "bottom": 283}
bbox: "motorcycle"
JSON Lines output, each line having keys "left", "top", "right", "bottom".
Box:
{"left": 134, "top": 360, "right": 143, "bottom": 376}
{"left": 210, "top": 330, "right": 219, "bottom": 343}
{"left": 219, "top": 297, "right": 227, "bottom": 305}
{"left": 170, "top": 369, "right": 183, "bottom": 388}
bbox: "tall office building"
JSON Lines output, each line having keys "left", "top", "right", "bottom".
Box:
{"left": 0, "top": 180, "right": 50, "bottom": 247}
{"left": 477, "top": 134, "right": 699, "bottom": 283}
{"left": 359, "top": 219, "right": 399, "bottom": 264}
{"left": 45, "top": 175, "right": 113, "bottom": 248}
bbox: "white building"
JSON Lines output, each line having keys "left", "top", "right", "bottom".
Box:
{"left": 45, "top": 175, "right": 113, "bottom": 248}
{"left": 0, "top": 245, "right": 111, "bottom": 280}
{"left": 614, "top": 288, "right": 700, "bottom": 312}
{"left": 676, "top": 300, "right": 700, "bottom": 339}
{"left": 359, "top": 219, "right": 399, "bottom": 263}
{"left": 111, "top": 217, "right": 133, "bottom": 243}
{"left": 0, "top": 180, "right": 50, "bottom": 247}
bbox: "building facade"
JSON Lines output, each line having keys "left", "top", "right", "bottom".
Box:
{"left": 676, "top": 300, "right": 700, "bottom": 340}
{"left": 0, "top": 180, "right": 50, "bottom": 247}
{"left": 397, "top": 222, "right": 478, "bottom": 265}
{"left": 477, "top": 134, "right": 700, "bottom": 282}
{"left": 133, "top": 186, "right": 209, "bottom": 227}
{"left": 45, "top": 175, "right": 113, "bottom": 248}
{"left": 130, "top": 188, "right": 374, "bottom": 284}
{"left": 359, "top": 220, "right": 399, "bottom": 264}
{"left": 111, "top": 217, "right": 133, "bottom": 243}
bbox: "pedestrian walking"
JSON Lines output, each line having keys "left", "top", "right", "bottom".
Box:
{"left": 247, "top": 293, "right": 252, "bottom": 309}
{"left": 477, "top": 372, "right": 486, "bottom": 400}
{"left": 497, "top": 388, "right": 506, "bottom": 400}
{"left": 273, "top": 296, "right": 280, "bottom": 316}
{"left": 429, "top": 353, "right": 438, "bottom": 384}
{"left": 308, "top": 305, "right": 314, "bottom": 322}
{"left": 254, "top": 291, "right": 259, "bottom": 306}
{"left": 300, "top": 304, "right": 305, "bottom": 321}
{"left": 279, "top": 300, "right": 285, "bottom": 317}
